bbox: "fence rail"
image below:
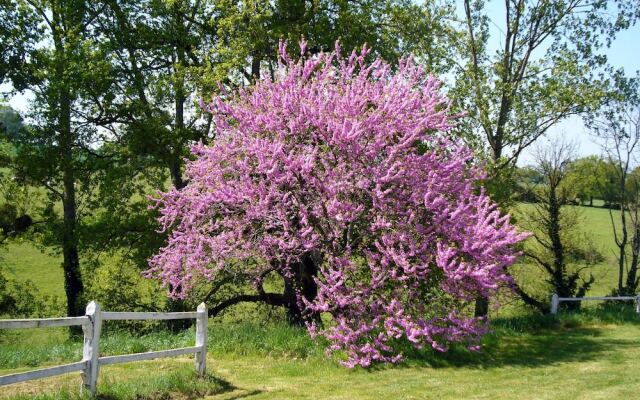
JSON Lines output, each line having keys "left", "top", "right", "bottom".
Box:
{"left": 0, "top": 301, "right": 208, "bottom": 396}
{"left": 551, "top": 293, "right": 640, "bottom": 314}
{"left": 0, "top": 361, "right": 87, "bottom": 386}
{"left": 0, "top": 316, "right": 89, "bottom": 329}
{"left": 101, "top": 311, "right": 198, "bottom": 320}
{"left": 98, "top": 346, "right": 202, "bottom": 366}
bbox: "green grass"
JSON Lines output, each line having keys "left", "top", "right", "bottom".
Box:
{"left": 1, "top": 312, "right": 639, "bottom": 399}
{"left": 1, "top": 242, "right": 64, "bottom": 299}
{"left": 0, "top": 321, "right": 321, "bottom": 370}
{"left": 2, "top": 365, "right": 226, "bottom": 400}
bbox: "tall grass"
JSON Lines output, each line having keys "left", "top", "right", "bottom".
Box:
{"left": 0, "top": 321, "right": 321, "bottom": 370}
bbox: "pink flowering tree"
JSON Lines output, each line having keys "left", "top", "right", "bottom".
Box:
{"left": 147, "top": 41, "right": 528, "bottom": 367}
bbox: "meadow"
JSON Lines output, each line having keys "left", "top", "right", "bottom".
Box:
{"left": 1, "top": 204, "right": 639, "bottom": 399}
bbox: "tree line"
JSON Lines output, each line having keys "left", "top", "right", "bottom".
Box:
{"left": 517, "top": 154, "right": 640, "bottom": 210}
{"left": 0, "top": 0, "right": 639, "bottom": 322}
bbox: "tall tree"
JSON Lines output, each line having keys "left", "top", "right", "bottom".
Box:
{"left": 0, "top": 0, "right": 115, "bottom": 319}
{"left": 456, "top": 0, "right": 639, "bottom": 169}
{"left": 455, "top": 0, "right": 640, "bottom": 315}
{"left": 516, "top": 140, "right": 598, "bottom": 313}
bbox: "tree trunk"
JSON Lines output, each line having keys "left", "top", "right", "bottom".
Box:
{"left": 626, "top": 225, "right": 640, "bottom": 294}
{"left": 53, "top": 7, "right": 84, "bottom": 326}
{"left": 617, "top": 170, "right": 629, "bottom": 294}
{"left": 171, "top": 5, "right": 187, "bottom": 190}
{"left": 474, "top": 296, "right": 489, "bottom": 317}
{"left": 170, "top": 155, "right": 185, "bottom": 189}
{"left": 251, "top": 55, "right": 261, "bottom": 82}
{"left": 282, "top": 254, "right": 318, "bottom": 325}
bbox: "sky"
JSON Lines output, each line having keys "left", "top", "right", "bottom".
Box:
{"left": 3, "top": 1, "right": 640, "bottom": 167}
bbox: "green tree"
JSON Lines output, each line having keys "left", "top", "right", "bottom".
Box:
{"left": 455, "top": 0, "right": 639, "bottom": 170}
{"left": 455, "top": 0, "right": 639, "bottom": 316}
{"left": 517, "top": 141, "right": 599, "bottom": 313}
{"left": 0, "top": 0, "right": 117, "bottom": 320}
{"left": 596, "top": 160, "right": 624, "bottom": 208}
{"left": 0, "top": 105, "right": 26, "bottom": 142}
{"left": 514, "top": 165, "right": 543, "bottom": 203}
{"left": 564, "top": 156, "right": 608, "bottom": 206}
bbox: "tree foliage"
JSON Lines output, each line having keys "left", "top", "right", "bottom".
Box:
{"left": 564, "top": 156, "right": 609, "bottom": 206}
{"left": 148, "top": 42, "right": 527, "bottom": 367}
{"left": 455, "top": 0, "right": 639, "bottom": 168}
{"left": 0, "top": 0, "right": 118, "bottom": 319}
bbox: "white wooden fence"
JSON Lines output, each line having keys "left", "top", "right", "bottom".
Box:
{"left": 0, "top": 301, "right": 208, "bottom": 396}
{"left": 550, "top": 293, "right": 640, "bottom": 314}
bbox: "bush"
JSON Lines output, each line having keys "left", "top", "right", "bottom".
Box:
{"left": 84, "top": 259, "right": 167, "bottom": 333}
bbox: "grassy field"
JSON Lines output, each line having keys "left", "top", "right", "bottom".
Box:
{"left": 1, "top": 203, "right": 639, "bottom": 399}
{"left": 1, "top": 242, "right": 64, "bottom": 299}
{"left": 511, "top": 203, "right": 622, "bottom": 299}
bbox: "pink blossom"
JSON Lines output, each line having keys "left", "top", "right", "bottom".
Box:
{"left": 147, "top": 40, "right": 528, "bottom": 367}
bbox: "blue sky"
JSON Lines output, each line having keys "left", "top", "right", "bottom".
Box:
{"left": 3, "top": 1, "right": 639, "bottom": 166}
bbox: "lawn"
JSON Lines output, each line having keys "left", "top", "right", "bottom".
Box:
{"left": 1, "top": 313, "right": 639, "bottom": 399}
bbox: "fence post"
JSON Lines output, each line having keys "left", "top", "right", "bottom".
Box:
{"left": 636, "top": 296, "right": 640, "bottom": 314}
{"left": 551, "top": 293, "right": 559, "bottom": 315}
{"left": 195, "top": 302, "right": 208, "bottom": 376}
{"left": 82, "top": 301, "right": 102, "bottom": 396}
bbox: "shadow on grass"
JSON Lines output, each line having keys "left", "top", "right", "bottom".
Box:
{"left": 93, "top": 371, "right": 261, "bottom": 400}
{"left": 214, "top": 389, "right": 263, "bottom": 400}
{"left": 391, "top": 308, "right": 640, "bottom": 370}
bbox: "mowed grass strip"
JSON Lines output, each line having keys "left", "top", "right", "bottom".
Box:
{"left": 1, "top": 360, "right": 227, "bottom": 400}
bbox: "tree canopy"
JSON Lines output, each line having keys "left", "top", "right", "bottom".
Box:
{"left": 147, "top": 42, "right": 528, "bottom": 367}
